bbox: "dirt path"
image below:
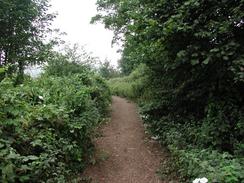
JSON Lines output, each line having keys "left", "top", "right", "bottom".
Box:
{"left": 84, "top": 96, "right": 164, "bottom": 183}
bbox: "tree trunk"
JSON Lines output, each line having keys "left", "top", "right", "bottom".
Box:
{"left": 15, "top": 60, "right": 25, "bottom": 85}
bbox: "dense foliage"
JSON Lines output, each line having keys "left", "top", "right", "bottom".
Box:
{"left": 0, "top": 0, "right": 54, "bottom": 83}
{"left": 108, "top": 64, "right": 148, "bottom": 99}
{"left": 98, "top": 60, "right": 121, "bottom": 79}
{"left": 95, "top": 0, "right": 244, "bottom": 182}
{"left": 1, "top": 23, "right": 111, "bottom": 181}
{"left": 0, "top": 68, "right": 111, "bottom": 182}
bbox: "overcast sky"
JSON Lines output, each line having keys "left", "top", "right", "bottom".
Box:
{"left": 49, "top": 0, "right": 121, "bottom": 66}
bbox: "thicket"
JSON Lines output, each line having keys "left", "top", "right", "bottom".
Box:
{"left": 94, "top": 0, "right": 244, "bottom": 182}
{"left": 0, "top": 62, "right": 111, "bottom": 182}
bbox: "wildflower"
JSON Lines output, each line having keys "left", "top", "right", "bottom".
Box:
{"left": 201, "top": 177, "right": 208, "bottom": 183}
{"left": 38, "top": 96, "right": 44, "bottom": 100}
{"left": 193, "top": 177, "right": 208, "bottom": 183}
{"left": 193, "top": 178, "right": 201, "bottom": 183}
{"left": 151, "top": 136, "right": 160, "bottom": 140}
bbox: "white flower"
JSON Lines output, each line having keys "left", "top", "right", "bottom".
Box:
{"left": 151, "top": 136, "right": 160, "bottom": 140}
{"left": 201, "top": 177, "right": 208, "bottom": 183}
{"left": 193, "top": 177, "right": 208, "bottom": 183}
{"left": 193, "top": 178, "right": 201, "bottom": 183}
{"left": 38, "top": 96, "right": 44, "bottom": 100}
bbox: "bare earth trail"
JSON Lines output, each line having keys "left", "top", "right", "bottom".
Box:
{"left": 84, "top": 96, "right": 166, "bottom": 183}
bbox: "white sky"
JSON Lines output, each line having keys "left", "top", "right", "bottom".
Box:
{"left": 49, "top": 0, "right": 121, "bottom": 66}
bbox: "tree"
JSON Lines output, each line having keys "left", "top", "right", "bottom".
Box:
{"left": 45, "top": 44, "right": 101, "bottom": 77}
{"left": 0, "top": 0, "right": 54, "bottom": 83}
{"left": 63, "top": 43, "right": 99, "bottom": 67}
{"left": 99, "top": 59, "right": 120, "bottom": 79}
{"left": 93, "top": 0, "right": 244, "bottom": 152}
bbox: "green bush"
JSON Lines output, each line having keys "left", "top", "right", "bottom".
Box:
{"left": 140, "top": 105, "right": 244, "bottom": 183}
{"left": 44, "top": 53, "right": 91, "bottom": 77}
{"left": 173, "top": 148, "right": 244, "bottom": 183}
{"left": 108, "top": 64, "right": 149, "bottom": 99}
{"left": 0, "top": 72, "right": 111, "bottom": 182}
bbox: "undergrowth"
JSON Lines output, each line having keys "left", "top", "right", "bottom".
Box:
{"left": 0, "top": 70, "right": 111, "bottom": 182}
{"left": 108, "top": 65, "right": 244, "bottom": 183}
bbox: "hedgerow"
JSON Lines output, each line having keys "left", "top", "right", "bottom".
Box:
{"left": 0, "top": 70, "right": 111, "bottom": 182}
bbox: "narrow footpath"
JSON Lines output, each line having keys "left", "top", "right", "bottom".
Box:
{"left": 84, "top": 96, "right": 164, "bottom": 183}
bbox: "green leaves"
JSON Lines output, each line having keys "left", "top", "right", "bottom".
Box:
{"left": 0, "top": 67, "right": 5, "bottom": 74}
{"left": 0, "top": 0, "right": 54, "bottom": 82}
{"left": 0, "top": 71, "right": 111, "bottom": 182}
{"left": 2, "top": 163, "right": 15, "bottom": 183}
{"left": 202, "top": 57, "right": 210, "bottom": 65}
{"left": 191, "top": 59, "right": 199, "bottom": 66}
{"left": 95, "top": 0, "right": 244, "bottom": 182}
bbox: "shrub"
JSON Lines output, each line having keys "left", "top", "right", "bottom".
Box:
{"left": 140, "top": 105, "right": 244, "bottom": 183}
{"left": 108, "top": 64, "right": 149, "bottom": 100}
{"left": 0, "top": 72, "right": 111, "bottom": 182}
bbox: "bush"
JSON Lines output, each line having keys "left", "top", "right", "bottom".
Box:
{"left": 140, "top": 104, "right": 244, "bottom": 183}
{"left": 0, "top": 71, "right": 111, "bottom": 182}
{"left": 173, "top": 148, "right": 244, "bottom": 183}
{"left": 108, "top": 64, "right": 149, "bottom": 100}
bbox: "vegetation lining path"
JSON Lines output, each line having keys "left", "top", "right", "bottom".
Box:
{"left": 84, "top": 96, "right": 163, "bottom": 183}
